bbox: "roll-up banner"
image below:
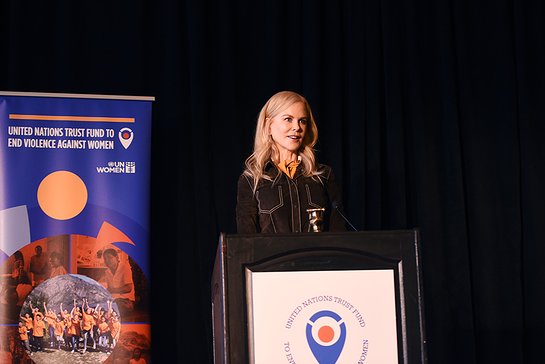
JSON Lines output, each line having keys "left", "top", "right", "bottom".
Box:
{"left": 0, "top": 91, "right": 153, "bottom": 363}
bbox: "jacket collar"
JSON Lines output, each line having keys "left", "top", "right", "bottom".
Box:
{"left": 264, "top": 160, "right": 305, "bottom": 184}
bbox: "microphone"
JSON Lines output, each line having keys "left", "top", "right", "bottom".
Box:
{"left": 331, "top": 201, "right": 358, "bottom": 231}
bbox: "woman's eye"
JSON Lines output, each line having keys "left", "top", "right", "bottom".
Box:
{"left": 300, "top": 119, "right": 307, "bottom": 124}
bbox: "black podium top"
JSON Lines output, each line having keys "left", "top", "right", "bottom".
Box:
{"left": 211, "top": 230, "right": 427, "bottom": 364}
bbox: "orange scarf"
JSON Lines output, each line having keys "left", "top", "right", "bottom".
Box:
{"left": 277, "top": 159, "right": 300, "bottom": 179}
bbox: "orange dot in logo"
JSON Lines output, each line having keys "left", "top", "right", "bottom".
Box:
{"left": 37, "top": 171, "right": 88, "bottom": 220}
{"left": 318, "top": 325, "right": 335, "bottom": 343}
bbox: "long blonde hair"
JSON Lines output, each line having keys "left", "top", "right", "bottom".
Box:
{"left": 243, "top": 91, "right": 321, "bottom": 190}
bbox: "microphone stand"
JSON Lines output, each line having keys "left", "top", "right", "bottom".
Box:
{"left": 332, "top": 202, "right": 358, "bottom": 231}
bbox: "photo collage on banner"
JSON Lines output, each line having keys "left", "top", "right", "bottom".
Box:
{"left": 0, "top": 92, "right": 153, "bottom": 363}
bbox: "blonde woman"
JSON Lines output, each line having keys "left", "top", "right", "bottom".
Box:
{"left": 236, "top": 91, "right": 347, "bottom": 233}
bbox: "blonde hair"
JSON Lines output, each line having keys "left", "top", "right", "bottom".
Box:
{"left": 243, "top": 91, "right": 321, "bottom": 190}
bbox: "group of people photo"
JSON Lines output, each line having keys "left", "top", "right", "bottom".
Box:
{"left": 18, "top": 298, "right": 121, "bottom": 356}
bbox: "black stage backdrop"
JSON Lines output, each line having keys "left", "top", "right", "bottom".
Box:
{"left": 2, "top": 1, "right": 545, "bottom": 363}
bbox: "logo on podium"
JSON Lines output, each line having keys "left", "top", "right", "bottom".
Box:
{"left": 306, "top": 310, "right": 346, "bottom": 363}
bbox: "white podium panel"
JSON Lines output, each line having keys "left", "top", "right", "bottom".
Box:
{"left": 247, "top": 270, "right": 398, "bottom": 364}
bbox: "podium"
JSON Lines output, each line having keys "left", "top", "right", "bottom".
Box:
{"left": 211, "top": 230, "right": 427, "bottom": 363}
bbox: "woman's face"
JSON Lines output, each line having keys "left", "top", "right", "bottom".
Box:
{"left": 103, "top": 252, "right": 119, "bottom": 271}
{"left": 50, "top": 256, "right": 59, "bottom": 267}
{"left": 269, "top": 102, "right": 308, "bottom": 161}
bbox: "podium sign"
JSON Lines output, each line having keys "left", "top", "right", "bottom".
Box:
{"left": 212, "top": 230, "right": 427, "bottom": 364}
{"left": 248, "top": 270, "right": 398, "bottom": 363}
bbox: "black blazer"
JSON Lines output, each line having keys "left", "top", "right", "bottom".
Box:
{"left": 236, "top": 162, "right": 347, "bottom": 233}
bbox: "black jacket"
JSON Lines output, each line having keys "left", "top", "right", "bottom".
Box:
{"left": 236, "top": 162, "right": 347, "bottom": 233}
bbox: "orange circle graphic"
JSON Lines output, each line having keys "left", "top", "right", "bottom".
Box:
{"left": 37, "top": 171, "right": 88, "bottom": 220}
{"left": 318, "top": 325, "right": 335, "bottom": 343}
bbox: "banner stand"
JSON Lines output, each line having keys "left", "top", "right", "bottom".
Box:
{"left": 0, "top": 91, "right": 154, "bottom": 363}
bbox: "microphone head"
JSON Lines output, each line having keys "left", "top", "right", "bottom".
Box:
{"left": 331, "top": 200, "right": 357, "bottom": 231}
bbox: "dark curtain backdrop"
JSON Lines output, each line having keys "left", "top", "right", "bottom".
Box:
{"left": 2, "top": 0, "right": 544, "bottom": 363}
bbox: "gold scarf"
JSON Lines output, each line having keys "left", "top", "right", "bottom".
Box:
{"left": 277, "top": 159, "right": 300, "bottom": 179}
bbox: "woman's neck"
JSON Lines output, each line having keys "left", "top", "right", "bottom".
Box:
{"left": 277, "top": 151, "right": 299, "bottom": 163}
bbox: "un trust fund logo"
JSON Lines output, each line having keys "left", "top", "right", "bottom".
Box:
{"left": 306, "top": 310, "right": 346, "bottom": 363}
{"left": 118, "top": 127, "right": 134, "bottom": 149}
{"left": 283, "top": 296, "right": 369, "bottom": 364}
